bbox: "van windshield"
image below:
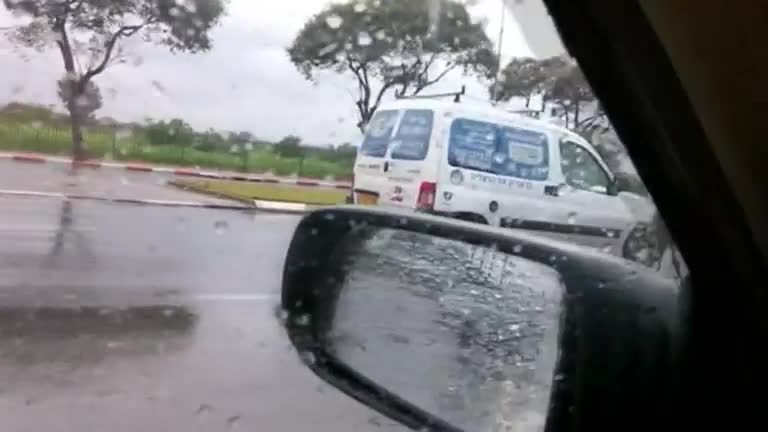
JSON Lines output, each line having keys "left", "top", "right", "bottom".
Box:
{"left": 448, "top": 118, "right": 550, "bottom": 181}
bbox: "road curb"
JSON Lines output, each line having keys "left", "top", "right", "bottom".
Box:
{"left": 252, "top": 200, "right": 311, "bottom": 214}
{"left": 0, "top": 152, "right": 352, "bottom": 190}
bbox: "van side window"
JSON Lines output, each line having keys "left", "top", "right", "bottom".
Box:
{"left": 559, "top": 140, "right": 611, "bottom": 193}
{"left": 448, "top": 118, "right": 549, "bottom": 181}
{"left": 360, "top": 110, "right": 398, "bottom": 157}
{"left": 391, "top": 110, "right": 433, "bottom": 161}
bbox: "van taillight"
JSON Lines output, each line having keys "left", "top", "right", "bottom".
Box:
{"left": 417, "top": 182, "right": 436, "bottom": 211}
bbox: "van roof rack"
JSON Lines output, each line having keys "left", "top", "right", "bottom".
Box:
{"left": 395, "top": 85, "right": 466, "bottom": 103}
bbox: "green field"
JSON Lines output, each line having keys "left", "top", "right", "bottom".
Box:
{"left": 0, "top": 122, "right": 354, "bottom": 180}
{"left": 172, "top": 179, "right": 349, "bottom": 205}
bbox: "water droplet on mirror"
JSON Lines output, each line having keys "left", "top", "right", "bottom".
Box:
{"left": 513, "top": 244, "right": 523, "bottom": 253}
{"left": 214, "top": 220, "right": 229, "bottom": 234}
{"left": 195, "top": 403, "right": 213, "bottom": 420}
{"left": 325, "top": 14, "right": 343, "bottom": 29}
{"left": 357, "top": 31, "right": 372, "bottom": 46}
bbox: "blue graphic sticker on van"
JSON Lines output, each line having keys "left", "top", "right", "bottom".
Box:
{"left": 391, "top": 110, "right": 433, "bottom": 161}
{"left": 448, "top": 118, "right": 550, "bottom": 181}
{"left": 360, "top": 110, "right": 398, "bottom": 157}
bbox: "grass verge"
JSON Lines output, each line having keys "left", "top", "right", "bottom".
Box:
{"left": 171, "top": 179, "right": 349, "bottom": 205}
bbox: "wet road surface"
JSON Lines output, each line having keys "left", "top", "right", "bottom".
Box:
{"left": 0, "top": 196, "right": 407, "bottom": 432}
{"left": 0, "top": 159, "right": 238, "bottom": 205}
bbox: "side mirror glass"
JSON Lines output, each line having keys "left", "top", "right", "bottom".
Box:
{"left": 281, "top": 207, "right": 680, "bottom": 432}
{"left": 325, "top": 228, "right": 560, "bottom": 432}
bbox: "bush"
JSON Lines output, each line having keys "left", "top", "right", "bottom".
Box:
{"left": 0, "top": 120, "right": 354, "bottom": 179}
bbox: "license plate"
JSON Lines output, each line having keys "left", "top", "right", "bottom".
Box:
{"left": 356, "top": 192, "right": 379, "bottom": 205}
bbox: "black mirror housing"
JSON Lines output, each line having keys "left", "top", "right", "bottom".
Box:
{"left": 281, "top": 206, "right": 681, "bottom": 432}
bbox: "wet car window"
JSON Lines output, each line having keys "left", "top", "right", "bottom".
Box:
{"left": 0, "top": 0, "right": 683, "bottom": 430}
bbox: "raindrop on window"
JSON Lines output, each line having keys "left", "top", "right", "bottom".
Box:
{"left": 195, "top": 403, "right": 213, "bottom": 420}
{"left": 115, "top": 128, "right": 132, "bottom": 140}
{"left": 213, "top": 220, "right": 229, "bottom": 234}
{"left": 325, "top": 14, "right": 343, "bottom": 29}
{"left": 353, "top": 2, "right": 367, "bottom": 13}
{"left": 512, "top": 244, "right": 523, "bottom": 253}
{"left": 275, "top": 307, "right": 289, "bottom": 324}
{"left": 226, "top": 415, "right": 242, "bottom": 431}
{"left": 567, "top": 212, "right": 577, "bottom": 224}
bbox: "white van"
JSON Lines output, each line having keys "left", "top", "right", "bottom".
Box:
{"left": 352, "top": 98, "right": 654, "bottom": 249}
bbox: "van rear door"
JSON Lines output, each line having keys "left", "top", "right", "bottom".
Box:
{"left": 353, "top": 110, "right": 399, "bottom": 205}
{"left": 379, "top": 109, "right": 435, "bottom": 209}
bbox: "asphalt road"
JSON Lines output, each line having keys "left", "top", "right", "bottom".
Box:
{"left": 0, "top": 159, "right": 238, "bottom": 205}
{"left": 0, "top": 196, "right": 408, "bottom": 432}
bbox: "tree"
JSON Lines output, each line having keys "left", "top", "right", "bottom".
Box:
{"left": 493, "top": 55, "right": 596, "bottom": 128}
{"left": 144, "top": 118, "right": 193, "bottom": 146}
{"left": 2, "top": 0, "right": 226, "bottom": 160}
{"left": 229, "top": 130, "right": 254, "bottom": 145}
{"left": 274, "top": 135, "right": 303, "bottom": 158}
{"left": 57, "top": 76, "right": 102, "bottom": 121}
{"left": 289, "top": 0, "right": 497, "bottom": 131}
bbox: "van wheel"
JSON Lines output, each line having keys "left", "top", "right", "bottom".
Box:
{"left": 453, "top": 213, "right": 488, "bottom": 225}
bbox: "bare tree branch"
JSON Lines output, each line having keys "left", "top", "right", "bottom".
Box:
{"left": 413, "top": 62, "right": 458, "bottom": 94}
{"left": 82, "top": 23, "right": 145, "bottom": 81}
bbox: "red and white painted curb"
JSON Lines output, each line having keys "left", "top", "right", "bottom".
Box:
{"left": 0, "top": 152, "right": 352, "bottom": 190}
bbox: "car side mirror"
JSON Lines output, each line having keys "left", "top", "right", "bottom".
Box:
{"left": 280, "top": 206, "right": 681, "bottom": 432}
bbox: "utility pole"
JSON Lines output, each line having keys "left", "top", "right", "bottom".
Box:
{"left": 491, "top": 0, "right": 506, "bottom": 102}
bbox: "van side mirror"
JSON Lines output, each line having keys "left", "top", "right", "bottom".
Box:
{"left": 280, "top": 206, "right": 680, "bottom": 432}
{"left": 611, "top": 172, "right": 648, "bottom": 196}
{"left": 608, "top": 178, "right": 620, "bottom": 196}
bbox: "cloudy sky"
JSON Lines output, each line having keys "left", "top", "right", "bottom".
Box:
{"left": 0, "top": 0, "right": 564, "bottom": 145}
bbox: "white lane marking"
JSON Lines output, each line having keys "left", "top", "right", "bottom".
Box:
{"left": 0, "top": 190, "right": 66, "bottom": 198}
{"left": 138, "top": 199, "right": 205, "bottom": 206}
{"left": 0, "top": 225, "right": 95, "bottom": 232}
{"left": 191, "top": 294, "right": 278, "bottom": 302}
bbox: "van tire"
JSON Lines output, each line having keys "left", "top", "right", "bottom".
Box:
{"left": 452, "top": 213, "right": 488, "bottom": 225}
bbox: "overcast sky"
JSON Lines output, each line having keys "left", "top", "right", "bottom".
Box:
{"left": 0, "top": 0, "right": 564, "bottom": 145}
